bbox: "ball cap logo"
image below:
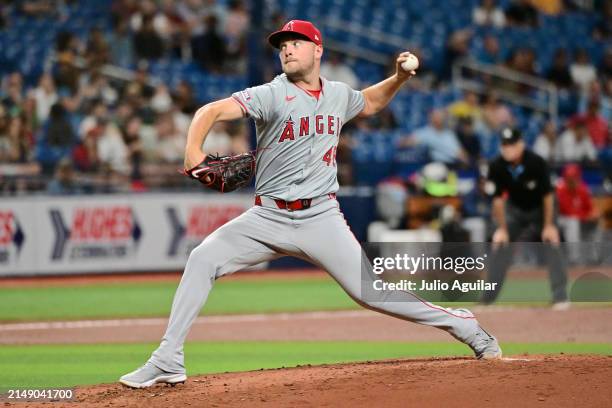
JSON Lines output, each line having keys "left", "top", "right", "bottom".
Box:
{"left": 267, "top": 19, "right": 323, "bottom": 48}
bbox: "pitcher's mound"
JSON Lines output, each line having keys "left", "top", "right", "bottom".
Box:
{"left": 25, "top": 355, "right": 612, "bottom": 407}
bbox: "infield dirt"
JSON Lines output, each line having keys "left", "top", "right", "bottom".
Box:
{"left": 14, "top": 355, "right": 612, "bottom": 407}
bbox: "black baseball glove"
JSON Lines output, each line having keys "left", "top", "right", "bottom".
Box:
{"left": 184, "top": 152, "right": 256, "bottom": 193}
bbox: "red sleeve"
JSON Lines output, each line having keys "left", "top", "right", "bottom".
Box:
{"left": 556, "top": 182, "right": 573, "bottom": 216}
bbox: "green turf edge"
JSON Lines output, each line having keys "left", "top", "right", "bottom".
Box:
{"left": 1, "top": 341, "right": 610, "bottom": 390}
{"left": 2, "top": 278, "right": 611, "bottom": 322}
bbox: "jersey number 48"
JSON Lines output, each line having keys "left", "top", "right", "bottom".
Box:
{"left": 322, "top": 146, "right": 337, "bottom": 167}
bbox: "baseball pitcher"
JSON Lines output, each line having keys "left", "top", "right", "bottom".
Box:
{"left": 120, "top": 20, "right": 501, "bottom": 389}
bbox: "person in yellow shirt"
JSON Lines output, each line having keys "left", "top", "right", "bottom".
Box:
{"left": 447, "top": 90, "right": 483, "bottom": 124}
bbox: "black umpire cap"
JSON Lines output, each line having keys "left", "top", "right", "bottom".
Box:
{"left": 500, "top": 127, "right": 523, "bottom": 145}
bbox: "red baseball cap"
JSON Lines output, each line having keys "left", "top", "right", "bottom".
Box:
{"left": 563, "top": 163, "right": 582, "bottom": 181}
{"left": 267, "top": 20, "right": 323, "bottom": 49}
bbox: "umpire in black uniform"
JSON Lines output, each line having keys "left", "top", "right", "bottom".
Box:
{"left": 481, "top": 128, "right": 568, "bottom": 307}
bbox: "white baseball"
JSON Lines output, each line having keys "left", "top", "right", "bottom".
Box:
{"left": 400, "top": 53, "right": 419, "bottom": 72}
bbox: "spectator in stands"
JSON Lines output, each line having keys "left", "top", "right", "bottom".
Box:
{"left": 505, "top": 0, "right": 539, "bottom": 27}
{"left": 0, "top": 111, "right": 29, "bottom": 163}
{"left": 472, "top": 0, "right": 506, "bottom": 28}
{"left": 482, "top": 92, "right": 514, "bottom": 132}
{"left": 533, "top": 120, "right": 561, "bottom": 163}
{"left": 151, "top": 84, "right": 174, "bottom": 114}
{"left": 336, "top": 131, "right": 354, "bottom": 186}
{"left": 477, "top": 35, "right": 503, "bottom": 65}
{"left": 223, "top": 0, "right": 249, "bottom": 66}
{"left": 592, "top": 0, "right": 611, "bottom": 40}
{"left": 153, "top": 111, "right": 185, "bottom": 163}
{"left": 21, "top": 94, "right": 39, "bottom": 133}
{"left": 1, "top": 72, "right": 24, "bottom": 114}
{"left": 72, "top": 126, "right": 100, "bottom": 173}
{"left": 46, "top": 158, "right": 83, "bottom": 195}
{"left": 158, "top": 0, "right": 189, "bottom": 58}
{"left": 572, "top": 100, "right": 609, "bottom": 148}
{"left": 578, "top": 80, "right": 611, "bottom": 122}
{"left": 556, "top": 163, "right": 601, "bottom": 264}
{"left": 414, "top": 109, "right": 468, "bottom": 165}
{"left": 557, "top": 119, "right": 598, "bottom": 164}
{"left": 11, "top": 114, "right": 31, "bottom": 163}
{"left": 169, "top": 101, "right": 190, "bottom": 136}
{"left": 96, "top": 115, "right": 130, "bottom": 175}
{"left": 456, "top": 117, "right": 482, "bottom": 163}
{"left": 110, "top": 0, "right": 139, "bottom": 21}
{"left": 0, "top": 3, "right": 7, "bottom": 29}
{"left": 177, "top": 0, "right": 208, "bottom": 36}
{"left": 531, "top": 0, "right": 564, "bottom": 14}
{"left": 320, "top": 52, "right": 360, "bottom": 89}
{"left": 129, "top": 0, "right": 166, "bottom": 38}
{"left": 601, "top": 48, "right": 612, "bottom": 83}
{"left": 36, "top": 102, "right": 77, "bottom": 174}
{"left": 85, "top": 27, "right": 111, "bottom": 67}
{"left": 365, "top": 107, "right": 397, "bottom": 131}
{"left": 80, "top": 72, "right": 119, "bottom": 108}
{"left": 203, "top": 122, "right": 232, "bottom": 155}
{"left": 133, "top": 14, "right": 165, "bottom": 60}
{"left": 173, "top": 80, "right": 198, "bottom": 115}
{"left": 79, "top": 100, "right": 110, "bottom": 140}
{"left": 0, "top": 106, "right": 10, "bottom": 161}
{"left": 447, "top": 90, "right": 482, "bottom": 124}
{"left": 227, "top": 121, "right": 250, "bottom": 153}
{"left": 570, "top": 48, "right": 597, "bottom": 93}
{"left": 503, "top": 48, "right": 537, "bottom": 94}
{"left": 29, "top": 73, "right": 58, "bottom": 124}
{"left": 125, "top": 62, "right": 155, "bottom": 106}
{"left": 443, "top": 29, "right": 472, "bottom": 80}
{"left": 108, "top": 17, "right": 134, "bottom": 67}
{"left": 121, "top": 115, "right": 145, "bottom": 187}
{"left": 546, "top": 49, "right": 573, "bottom": 90}
{"left": 53, "top": 31, "right": 81, "bottom": 94}
{"left": 191, "top": 14, "right": 227, "bottom": 72}
{"left": 603, "top": 78, "right": 612, "bottom": 119}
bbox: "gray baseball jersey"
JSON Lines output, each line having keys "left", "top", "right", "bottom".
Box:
{"left": 231, "top": 74, "right": 364, "bottom": 201}
{"left": 140, "top": 75, "right": 495, "bottom": 378}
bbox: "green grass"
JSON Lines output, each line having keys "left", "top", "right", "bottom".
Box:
{"left": 0, "top": 277, "right": 609, "bottom": 322}
{"left": 1, "top": 341, "right": 610, "bottom": 390}
{"left": 0, "top": 279, "right": 356, "bottom": 322}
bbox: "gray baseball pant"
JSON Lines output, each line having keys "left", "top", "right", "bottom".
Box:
{"left": 149, "top": 197, "right": 479, "bottom": 373}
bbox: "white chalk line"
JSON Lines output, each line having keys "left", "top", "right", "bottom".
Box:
{"left": 0, "top": 305, "right": 528, "bottom": 332}
{"left": 501, "top": 357, "right": 536, "bottom": 362}
{"left": 0, "top": 310, "right": 372, "bottom": 332}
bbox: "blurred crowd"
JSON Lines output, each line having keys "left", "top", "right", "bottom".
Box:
{"left": 330, "top": 0, "right": 610, "bottom": 186}
{"left": 0, "top": 0, "right": 610, "bottom": 196}
{"left": 0, "top": 0, "right": 251, "bottom": 194}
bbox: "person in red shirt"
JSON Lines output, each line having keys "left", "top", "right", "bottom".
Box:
{"left": 571, "top": 100, "right": 609, "bottom": 149}
{"left": 556, "top": 164, "right": 601, "bottom": 263}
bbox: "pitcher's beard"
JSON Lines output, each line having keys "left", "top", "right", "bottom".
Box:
{"left": 284, "top": 62, "right": 315, "bottom": 82}
{"left": 285, "top": 70, "right": 305, "bottom": 82}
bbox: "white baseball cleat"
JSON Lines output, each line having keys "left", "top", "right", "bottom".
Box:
{"left": 467, "top": 325, "right": 503, "bottom": 360}
{"left": 119, "top": 362, "right": 186, "bottom": 389}
{"left": 451, "top": 308, "right": 502, "bottom": 360}
{"left": 551, "top": 301, "right": 571, "bottom": 311}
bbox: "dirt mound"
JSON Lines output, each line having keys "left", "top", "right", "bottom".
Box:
{"left": 16, "top": 355, "right": 612, "bottom": 407}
